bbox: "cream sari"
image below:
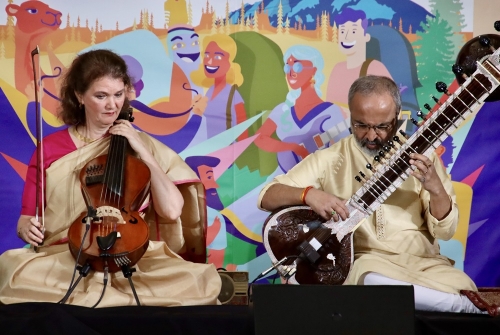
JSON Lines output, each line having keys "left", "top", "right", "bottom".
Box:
{"left": 0, "top": 131, "right": 221, "bottom": 307}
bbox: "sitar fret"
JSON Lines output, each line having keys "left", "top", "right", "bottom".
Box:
{"left": 483, "top": 61, "right": 500, "bottom": 82}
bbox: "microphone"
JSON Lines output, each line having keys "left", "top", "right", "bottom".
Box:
{"left": 257, "top": 257, "right": 288, "bottom": 279}
{"left": 85, "top": 206, "right": 97, "bottom": 226}
{"left": 495, "top": 21, "right": 500, "bottom": 32}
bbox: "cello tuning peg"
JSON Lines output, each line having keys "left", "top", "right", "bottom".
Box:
{"left": 436, "top": 81, "right": 449, "bottom": 95}
{"left": 424, "top": 103, "right": 432, "bottom": 112}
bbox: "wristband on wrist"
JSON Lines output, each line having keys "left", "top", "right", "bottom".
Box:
{"left": 301, "top": 186, "right": 314, "bottom": 205}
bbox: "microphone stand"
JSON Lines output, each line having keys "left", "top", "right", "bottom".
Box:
{"left": 121, "top": 265, "right": 141, "bottom": 306}
{"left": 59, "top": 263, "right": 92, "bottom": 304}
{"left": 96, "top": 233, "right": 141, "bottom": 306}
{"left": 59, "top": 206, "right": 96, "bottom": 304}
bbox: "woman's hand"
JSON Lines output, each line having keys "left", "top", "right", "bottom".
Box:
{"left": 109, "top": 120, "right": 184, "bottom": 221}
{"left": 109, "top": 119, "right": 148, "bottom": 157}
{"left": 17, "top": 215, "right": 44, "bottom": 246}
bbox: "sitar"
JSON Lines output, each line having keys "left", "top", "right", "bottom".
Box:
{"left": 262, "top": 35, "right": 500, "bottom": 285}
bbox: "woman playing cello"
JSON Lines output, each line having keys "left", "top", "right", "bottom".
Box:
{"left": 0, "top": 49, "right": 221, "bottom": 307}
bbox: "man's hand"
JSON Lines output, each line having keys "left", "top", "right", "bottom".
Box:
{"left": 261, "top": 184, "right": 349, "bottom": 222}
{"left": 409, "top": 153, "right": 443, "bottom": 195}
{"left": 304, "top": 188, "right": 349, "bottom": 221}
{"left": 409, "top": 153, "right": 451, "bottom": 220}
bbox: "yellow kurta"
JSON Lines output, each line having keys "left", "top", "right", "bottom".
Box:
{"left": 0, "top": 131, "right": 221, "bottom": 307}
{"left": 258, "top": 135, "right": 477, "bottom": 294}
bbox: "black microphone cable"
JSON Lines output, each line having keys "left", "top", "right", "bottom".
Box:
{"left": 58, "top": 206, "right": 95, "bottom": 304}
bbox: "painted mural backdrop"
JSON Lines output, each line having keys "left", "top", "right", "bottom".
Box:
{"left": 1, "top": 0, "right": 499, "bottom": 286}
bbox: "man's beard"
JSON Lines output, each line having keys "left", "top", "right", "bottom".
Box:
{"left": 206, "top": 188, "right": 224, "bottom": 210}
{"left": 354, "top": 136, "right": 385, "bottom": 157}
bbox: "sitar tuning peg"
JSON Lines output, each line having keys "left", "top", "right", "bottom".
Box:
{"left": 452, "top": 64, "right": 468, "bottom": 80}
{"left": 452, "top": 64, "right": 463, "bottom": 75}
{"left": 479, "top": 35, "right": 490, "bottom": 46}
{"left": 410, "top": 118, "right": 419, "bottom": 126}
{"left": 366, "top": 163, "right": 374, "bottom": 171}
{"left": 431, "top": 95, "right": 441, "bottom": 105}
{"left": 436, "top": 82, "right": 450, "bottom": 95}
{"left": 355, "top": 171, "right": 366, "bottom": 184}
{"left": 424, "top": 103, "right": 432, "bottom": 112}
{"left": 416, "top": 110, "right": 426, "bottom": 119}
{"left": 479, "top": 35, "right": 496, "bottom": 52}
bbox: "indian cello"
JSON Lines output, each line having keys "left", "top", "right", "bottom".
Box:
{"left": 67, "top": 108, "right": 151, "bottom": 273}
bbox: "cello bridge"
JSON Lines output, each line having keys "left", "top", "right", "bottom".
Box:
{"left": 95, "top": 206, "right": 125, "bottom": 224}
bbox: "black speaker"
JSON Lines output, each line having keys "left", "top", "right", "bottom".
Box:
{"left": 252, "top": 284, "right": 415, "bottom": 335}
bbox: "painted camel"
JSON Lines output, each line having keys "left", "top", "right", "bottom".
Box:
{"left": 6, "top": 0, "right": 63, "bottom": 114}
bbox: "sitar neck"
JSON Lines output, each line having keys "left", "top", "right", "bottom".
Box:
{"left": 331, "top": 43, "right": 500, "bottom": 241}
{"left": 355, "top": 48, "right": 500, "bottom": 215}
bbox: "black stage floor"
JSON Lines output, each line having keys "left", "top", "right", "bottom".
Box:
{"left": 1, "top": 302, "right": 499, "bottom": 335}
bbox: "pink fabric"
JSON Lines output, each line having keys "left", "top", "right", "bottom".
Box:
{"left": 21, "top": 129, "right": 75, "bottom": 216}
